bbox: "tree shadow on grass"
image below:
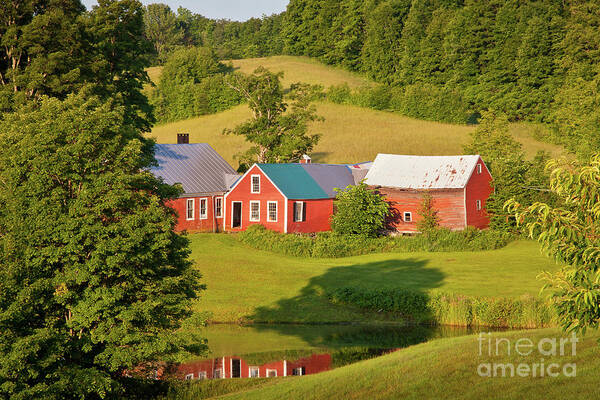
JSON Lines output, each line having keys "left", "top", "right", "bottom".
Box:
{"left": 245, "top": 258, "right": 445, "bottom": 347}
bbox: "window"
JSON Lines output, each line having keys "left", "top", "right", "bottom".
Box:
{"left": 266, "top": 369, "right": 277, "bottom": 377}
{"left": 292, "top": 367, "right": 306, "bottom": 376}
{"left": 476, "top": 200, "right": 482, "bottom": 210}
{"left": 215, "top": 197, "right": 223, "bottom": 218}
{"left": 293, "top": 201, "right": 306, "bottom": 222}
{"left": 198, "top": 371, "right": 207, "bottom": 380}
{"left": 214, "top": 368, "right": 222, "bottom": 379}
{"left": 251, "top": 174, "right": 261, "bottom": 193}
{"left": 250, "top": 201, "right": 260, "bottom": 221}
{"left": 184, "top": 373, "right": 194, "bottom": 380}
{"left": 477, "top": 164, "right": 482, "bottom": 174}
{"left": 249, "top": 367, "right": 260, "bottom": 378}
{"left": 267, "top": 201, "right": 278, "bottom": 222}
{"left": 199, "top": 198, "right": 208, "bottom": 219}
{"left": 186, "top": 199, "right": 195, "bottom": 220}
{"left": 403, "top": 212, "right": 412, "bottom": 222}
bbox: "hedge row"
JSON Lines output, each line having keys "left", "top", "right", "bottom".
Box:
{"left": 237, "top": 225, "right": 513, "bottom": 258}
{"left": 328, "top": 287, "right": 555, "bottom": 329}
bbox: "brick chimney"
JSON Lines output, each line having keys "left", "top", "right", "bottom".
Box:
{"left": 177, "top": 133, "right": 189, "bottom": 144}
{"left": 300, "top": 154, "right": 311, "bottom": 164}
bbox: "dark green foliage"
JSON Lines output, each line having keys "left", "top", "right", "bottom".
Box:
{"left": 143, "top": 3, "right": 184, "bottom": 63}
{"left": 223, "top": 67, "right": 322, "bottom": 168}
{"left": 0, "top": 93, "right": 204, "bottom": 399}
{"left": 328, "top": 288, "right": 554, "bottom": 328}
{"left": 331, "top": 182, "right": 390, "bottom": 237}
{"left": 151, "top": 47, "right": 243, "bottom": 123}
{"left": 237, "top": 225, "right": 512, "bottom": 258}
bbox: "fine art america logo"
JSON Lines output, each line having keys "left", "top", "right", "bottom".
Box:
{"left": 477, "top": 332, "right": 578, "bottom": 378}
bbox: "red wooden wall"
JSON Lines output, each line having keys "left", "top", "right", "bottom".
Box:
{"left": 167, "top": 195, "right": 224, "bottom": 233}
{"left": 464, "top": 159, "right": 493, "bottom": 229}
{"left": 286, "top": 198, "right": 334, "bottom": 233}
{"left": 376, "top": 187, "right": 466, "bottom": 233}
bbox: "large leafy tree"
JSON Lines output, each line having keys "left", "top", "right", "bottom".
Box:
{"left": 0, "top": 92, "right": 203, "bottom": 399}
{"left": 224, "top": 67, "right": 322, "bottom": 170}
{"left": 331, "top": 182, "right": 390, "bottom": 237}
{"left": 507, "top": 155, "right": 600, "bottom": 334}
{"left": 142, "top": 3, "right": 184, "bottom": 63}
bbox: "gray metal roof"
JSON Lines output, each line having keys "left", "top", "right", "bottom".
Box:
{"left": 301, "top": 164, "right": 356, "bottom": 197}
{"left": 151, "top": 144, "right": 237, "bottom": 195}
{"left": 365, "top": 154, "right": 482, "bottom": 189}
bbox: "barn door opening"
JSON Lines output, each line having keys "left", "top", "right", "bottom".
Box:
{"left": 231, "top": 359, "right": 241, "bottom": 378}
{"left": 232, "top": 202, "right": 242, "bottom": 228}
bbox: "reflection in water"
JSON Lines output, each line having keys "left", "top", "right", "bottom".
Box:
{"left": 160, "top": 324, "right": 494, "bottom": 381}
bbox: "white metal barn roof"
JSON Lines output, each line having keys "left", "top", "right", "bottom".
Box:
{"left": 364, "top": 154, "right": 482, "bottom": 189}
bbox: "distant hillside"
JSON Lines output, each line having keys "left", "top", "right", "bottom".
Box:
{"left": 150, "top": 101, "right": 563, "bottom": 168}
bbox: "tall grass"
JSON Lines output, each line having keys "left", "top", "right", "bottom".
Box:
{"left": 329, "top": 287, "right": 555, "bottom": 328}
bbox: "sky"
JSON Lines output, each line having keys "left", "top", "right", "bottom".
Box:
{"left": 81, "top": 0, "right": 289, "bottom": 21}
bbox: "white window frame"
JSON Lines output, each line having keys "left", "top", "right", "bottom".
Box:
{"left": 249, "top": 200, "right": 260, "bottom": 222}
{"left": 249, "top": 366, "right": 260, "bottom": 378}
{"left": 477, "top": 164, "right": 482, "bottom": 174}
{"left": 251, "top": 174, "right": 261, "bottom": 194}
{"left": 292, "top": 367, "right": 305, "bottom": 376}
{"left": 186, "top": 198, "right": 195, "bottom": 221}
{"left": 197, "top": 371, "right": 207, "bottom": 380}
{"left": 215, "top": 197, "right": 223, "bottom": 218}
{"left": 404, "top": 212, "right": 412, "bottom": 222}
{"left": 199, "top": 198, "right": 208, "bottom": 219}
{"left": 267, "top": 201, "right": 278, "bottom": 222}
{"left": 214, "top": 368, "right": 222, "bottom": 379}
{"left": 266, "top": 369, "right": 277, "bottom": 377}
{"left": 476, "top": 199, "right": 482, "bottom": 210}
{"left": 184, "top": 373, "right": 194, "bottom": 380}
{"left": 294, "top": 201, "right": 304, "bottom": 222}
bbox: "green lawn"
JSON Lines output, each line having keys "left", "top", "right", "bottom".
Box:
{"left": 166, "top": 328, "right": 600, "bottom": 400}
{"left": 190, "top": 234, "right": 559, "bottom": 323}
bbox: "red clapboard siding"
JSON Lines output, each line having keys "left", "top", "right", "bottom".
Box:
{"left": 224, "top": 165, "right": 287, "bottom": 233}
{"left": 167, "top": 195, "right": 225, "bottom": 233}
{"left": 465, "top": 159, "right": 493, "bottom": 229}
{"left": 374, "top": 187, "right": 466, "bottom": 232}
{"left": 287, "top": 198, "right": 334, "bottom": 233}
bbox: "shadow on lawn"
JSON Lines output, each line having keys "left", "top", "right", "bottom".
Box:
{"left": 246, "top": 258, "right": 445, "bottom": 346}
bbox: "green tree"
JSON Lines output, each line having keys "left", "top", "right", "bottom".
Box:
{"left": 143, "top": 3, "right": 184, "bottom": 63}
{"left": 331, "top": 182, "right": 390, "bottom": 237}
{"left": 223, "top": 67, "right": 322, "bottom": 169}
{"left": 0, "top": 93, "right": 203, "bottom": 399}
{"left": 416, "top": 192, "right": 440, "bottom": 233}
{"left": 506, "top": 154, "right": 600, "bottom": 334}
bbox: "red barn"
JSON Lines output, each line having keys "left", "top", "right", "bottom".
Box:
{"left": 151, "top": 143, "right": 238, "bottom": 232}
{"left": 224, "top": 163, "right": 361, "bottom": 233}
{"left": 364, "top": 154, "right": 493, "bottom": 233}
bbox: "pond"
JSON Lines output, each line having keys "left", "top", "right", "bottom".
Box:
{"left": 165, "top": 324, "right": 495, "bottom": 380}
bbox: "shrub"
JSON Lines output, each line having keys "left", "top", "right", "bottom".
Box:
{"left": 328, "top": 287, "right": 555, "bottom": 328}
{"left": 237, "top": 225, "right": 513, "bottom": 258}
{"left": 331, "top": 182, "right": 390, "bottom": 237}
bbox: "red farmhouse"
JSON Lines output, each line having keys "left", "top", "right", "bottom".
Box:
{"left": 151, "top": 143, "right": 238, "bottom": 232}
{"left": 224, "top": 162, "right": 363, "bottom": 233}
{"left": 364, "top": 154, "right": 493, "bottom": 233}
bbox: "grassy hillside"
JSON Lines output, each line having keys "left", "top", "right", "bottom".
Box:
{"left": 150, "top": 102, "right": 563, "bottom": 167}
{"left": 189, "top": 234, "right": 558, "bottom": 323}
{"left": 147, "top": 56, "right": 564, "bottom": 166}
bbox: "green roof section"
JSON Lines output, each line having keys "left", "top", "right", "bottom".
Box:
{"left": 257, "top": 164, "right": 329, "bottom": 199}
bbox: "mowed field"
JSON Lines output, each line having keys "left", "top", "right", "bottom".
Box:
{"left": 190, "top": 234, "right": 559, "bottom": 324}
{"left": 169, "top": 328, "right": 600, "bottom": 400}
{"left": 148, "top": 56, "right": 564, "bottom": 167}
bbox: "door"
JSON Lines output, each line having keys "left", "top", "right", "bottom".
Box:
{"left": 232, "top": 202, "right": 242, "bottom": 228}
{"left": 231, "top": 359, "right": 241, "bottom": 378}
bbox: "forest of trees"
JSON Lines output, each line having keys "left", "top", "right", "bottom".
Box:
{"left": 144, "top": 0, "right": 599, "bottom": 160}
